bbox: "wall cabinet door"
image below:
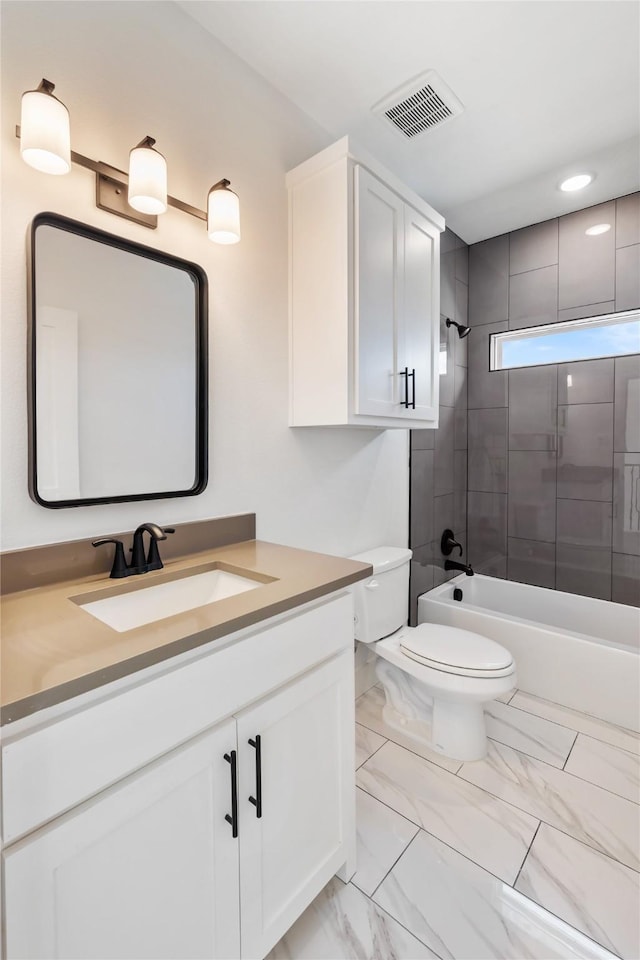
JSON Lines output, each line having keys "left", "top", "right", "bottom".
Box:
{"left": 399, "top": 204, "right": 439, "bottom": 422}
{"left": 236, "top": 652, "right": 354, "bottom": 959}
{"left": 354, "top": 166, "right": 403, "bottom": 419}
{"left": 4, "top": 722, "right": 240, "bottom": 960}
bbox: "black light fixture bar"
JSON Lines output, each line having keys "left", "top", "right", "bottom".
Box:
{"left": 16, "top": 124, "right": 208, "bottom": 229}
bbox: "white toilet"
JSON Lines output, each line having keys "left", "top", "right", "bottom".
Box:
{"left": 351, "top": 546, "right": 516, "bottom": 761}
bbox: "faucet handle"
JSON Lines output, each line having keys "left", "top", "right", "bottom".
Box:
{"left": 92, "top": 538, "right": 130, "bottom": 579}
{"left": 440, "top": 529, "right": 463, "bottom": 557}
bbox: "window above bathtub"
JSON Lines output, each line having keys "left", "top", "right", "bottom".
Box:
{"left": 490, "top": 309, "right": 640, "bottom": 371}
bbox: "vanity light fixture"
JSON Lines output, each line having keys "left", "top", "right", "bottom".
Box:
{"left": 559, "top": 173, "right": 592, "bottom": 192}
{"left": 16, "top": 78, "right": 240, "bottom": 241}
{"left": 585, "top": 223, "right": 611, "bottom": 236}
{"left": 20, "top": 79, "right": 71, "bottom": 175}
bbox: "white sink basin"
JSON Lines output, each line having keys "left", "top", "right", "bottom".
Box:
{"left": 79, "top": 568, "right": 266, "bottom": 632}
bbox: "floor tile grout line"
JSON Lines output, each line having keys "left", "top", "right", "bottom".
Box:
{"left": 507, "top": 696, "right": 639, "bottom": 754}
{"left": 511, "top": 819, "right": 542, "bottom": 890}
{"left": 366, "top": 824, "right": 422, "bottom": 901}
{"left": 354, "top": 782, "right": 537, "bottom": 889}
{"left": 490, "top": 695, "right": 586, "bottom": 739}
{"left": 355, "top": 734, "right": 389, "bottom": 771}
{"left": 347, "top": 866, "right": 446, "bottom": 960}
{"left": 355, "top": 715, "right": 462, "bottom": 775}
{"left": 484, "top": 733, "right": 569, "bottom": 770}
{"left": 562, "top": 730, "right": 580, "bottom": 771}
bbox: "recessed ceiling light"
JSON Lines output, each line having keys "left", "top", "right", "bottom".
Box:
{"left": 585, "top": 223, "right": 611, "bottom": 236}
{"left": 560, "top": 173, "right": 592, "bottom": 192}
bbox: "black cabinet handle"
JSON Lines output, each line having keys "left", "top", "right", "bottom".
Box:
{"left": 224, "top": 750, "right": 238, "bottom": 837}
{"left": 248, "top": 735, "right": 262, "bottom": 818}
{"left": 399, "top": 367, "right": 410, "bottom": 408}
{"left": 409, "top": 368, "right": 416, "bottom": 409}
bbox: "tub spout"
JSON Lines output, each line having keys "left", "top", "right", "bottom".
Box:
{"left": 444, "top": 558, "right": 474, "bottom": 576}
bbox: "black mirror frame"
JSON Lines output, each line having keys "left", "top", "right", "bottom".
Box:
{"left": 28, "top": 212, "right": 209, "bottom": 508}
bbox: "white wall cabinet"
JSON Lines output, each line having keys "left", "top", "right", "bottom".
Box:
{"left": 2, "top": 594, "right": 355, "bottom": 960}
{"left": 288, "top": 136, "right": 445, "bottom": 429}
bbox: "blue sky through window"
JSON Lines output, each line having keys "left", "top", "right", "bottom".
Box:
{"left": 492, "top": 313, "right": 640, "bottom": 370}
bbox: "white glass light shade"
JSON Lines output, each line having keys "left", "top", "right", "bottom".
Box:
{"left": 207, "top": 184, "right": 241, "bottom": 244}
{"left": 20, "top": 88, "right": 71, "bottom": 175}
{"left": 128, "top": 143, "right": 167, "bottom": 215}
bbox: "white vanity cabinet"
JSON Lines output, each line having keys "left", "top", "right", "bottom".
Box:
{"left": 1, "top": 592, "right": 355, "bottom": 960}
{"left": 287, "top": 136, "right": 445, "bottom": 429}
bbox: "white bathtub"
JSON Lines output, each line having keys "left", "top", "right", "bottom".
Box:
{"left": 417, "top": 574, "right": 640, "bottom": 732}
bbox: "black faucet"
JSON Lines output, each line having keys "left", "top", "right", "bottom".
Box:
{"left": 440, "top": 528, "right": 474, "bottom": 576}
{"left": 444, "top": 558, "right": 474, "bottom": 576}
{"left": 93, "top": 523, "right": 175, "bottom": 579}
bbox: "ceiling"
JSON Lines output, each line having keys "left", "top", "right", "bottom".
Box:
{"left": 178, "top": 1, "right": 640, "bottom": 243}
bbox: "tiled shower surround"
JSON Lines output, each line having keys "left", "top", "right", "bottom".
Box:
{"left": 466, "top": 192, "right": 639, "bottom": 605}
{"left": 410, "top": 194, "right": 639, "bottom": 618}
{"left": 409, "top": 229, "right": 469, "bottom": 623}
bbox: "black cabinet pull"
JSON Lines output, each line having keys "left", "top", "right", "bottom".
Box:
{"left": 224, "top": 750, "right": 238, "bottom": 837}
{"left": 399, "top": 367, "right": 410, "bottom": 408}
{"left": 248, "top": 735, "right": 262, "bottom": 818}
{"left": 409, "top": 368, "right": 416, "bottom": 409}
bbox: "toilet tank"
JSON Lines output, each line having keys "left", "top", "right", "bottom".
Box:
{"left": 350, "top": 547, "right": 412, "bottom": 643}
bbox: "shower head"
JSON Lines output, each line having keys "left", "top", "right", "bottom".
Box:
{"left": 445, "top": 318, "right": 471, "bottom": 339}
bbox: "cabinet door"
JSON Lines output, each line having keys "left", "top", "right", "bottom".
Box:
{"left": 398, "top": 204, "right": 439, "bottom": 421}
{"left": 236, "top": 652, "right": 354, "bottom": 959}
{"left": 4, "top": 722, "right": 240, "bottom": 960}
{"left": 354, "top": 165, "right": 404, "bottom": 418}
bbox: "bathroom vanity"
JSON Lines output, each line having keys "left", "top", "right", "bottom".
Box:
{"left": 0, "top": 525, "right": 371, "bottom": 959}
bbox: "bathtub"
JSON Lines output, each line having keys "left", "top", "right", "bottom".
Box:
{"left": 417, "top": 574, "right": 640, "bottom": 732}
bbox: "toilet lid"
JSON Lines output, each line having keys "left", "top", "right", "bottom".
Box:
{"left": 400, "top": 625, "right": 514, "bottom": 678}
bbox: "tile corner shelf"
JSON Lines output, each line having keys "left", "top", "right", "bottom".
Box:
{"left": 287, "top": 136, "right": 445, "bottom": 429}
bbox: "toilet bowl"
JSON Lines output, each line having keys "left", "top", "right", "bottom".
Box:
{"left": 351, "top": 547, "right": 516, "bottom": 761}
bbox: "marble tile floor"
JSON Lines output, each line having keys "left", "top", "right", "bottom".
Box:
{"left": 269, "top": 686, "right": 639, "bottom": 960}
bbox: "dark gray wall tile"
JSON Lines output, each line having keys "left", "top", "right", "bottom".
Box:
{"left": 410, "top": 546, "right": 435, "bottom": 625}
{"left": 612, "top": 553, "right": 640, "bottom": 607}
{"left": 434, "top": 404, "right": 455, "bottom": 497}
{"left": 557, "top": 358, "right": 614, "bottom": 405}
{"left": 558, "top": 301, "right": 615, "bottom": 323}
{"left": 454, "top": 365, "right": 468, "bottom": 450}
{"left": 434, "top": 493, "right": 455, "bottom": 543}
{"left": 613, "top": 452, "right": 640, "bottom": 556}
{"left": 475, "top": 556, "right": 507, "bottom": 578}
{"left": 558, "top": 201, "right": 616, "bottom": 309}
{"left": 509, "top": 366, "right": 557, "bottom": 451}
{"left": 468, "top": 320, "right": 508, "bottom": 409}
{"left": 456, "top": 244, "right": 469, "bottom": 285}
{"left": 454, "top": 450, "right": 467, "bottom": 540}
{"left": 508, "top": 538, "right": 555, "bottom": 589}
{"left": 411, "top": 428, "right": 435, "bottom": 451}
{"left": 557, "top": 498, "right": 612, "bottom": 548}
{"left": 441, "top": 246, "right": 456, "bottom": 322}
{"left": 469, "top": 234, "right": 509, "bottom": 326}
{"left": 410, "top": 449, "right": 434, "bottom": 547}
{"left": 509, "top": 219, "right": 558, "bottom": 275}
{"left": 616, "top": 193, "right": 640, "bottom": 248}
{"left": 614, "top": 355, "right": 640, "bottom": 452}
{"left": 556, "top": 543, "right": 612, "bottom": 600}
{"left": 557, "top": 403, "right": 613, "bottom": 501}
{"left": 468, "top": 408, "right": 507, "bottom": 493}
{"left": 615, "top": 243, "right": 640, "bottom": 312}
{"left": 508, "top": 451, "right": 556, "bottom": 542}
{"left": 508, "top": 264, "right": 558, "bottom": 330}
{"left": 439, "top": 316, "right": 455, "bottom": 407}
{"left": 468, "top": 491, "right": 507, "bottom": 572}
{"left": 454, "top": 281, "right": 469, "bottom": 365}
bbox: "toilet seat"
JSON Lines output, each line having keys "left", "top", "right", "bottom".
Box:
{"left": 398, "top": 625, "right": 514, "bottom": 679}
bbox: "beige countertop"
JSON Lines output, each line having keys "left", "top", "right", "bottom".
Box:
{"left": 1, "top": 540, "right": 372, "bottom": 725}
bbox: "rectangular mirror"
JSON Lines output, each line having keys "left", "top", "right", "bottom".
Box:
{"left": 29, "top": 213, "right": 208, "bottom": 508}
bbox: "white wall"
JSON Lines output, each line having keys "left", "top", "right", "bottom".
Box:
{"left": 0, "top": 1, "right": 408, "bottom": 555}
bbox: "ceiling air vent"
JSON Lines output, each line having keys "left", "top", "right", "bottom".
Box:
{"left": 373, "top": 70, "right": 464, "bottom": 140}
